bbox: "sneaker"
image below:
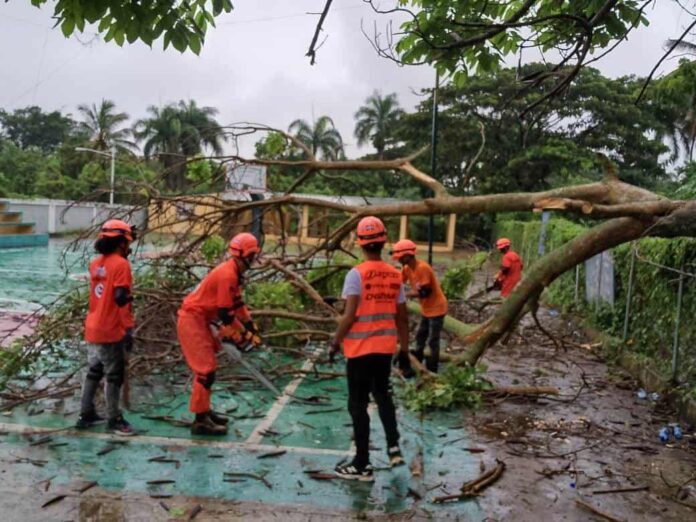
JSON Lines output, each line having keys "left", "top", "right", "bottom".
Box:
{"left": 388, "top": 446, "right": 405, "bottom": 467}
{"left": 334, "top": 460, "right": 374, "bottom": 482}
{"left": 208, "top": 410, "right": 229, "bottom": 426}
{"left": 107, "top": 415, "right": 136, "bottom": 436}
{"left": 191, "top": 413, "right": 228, "bottom": 436}
{"left": 75, "top": 410, "right": 104, "bottom": 430}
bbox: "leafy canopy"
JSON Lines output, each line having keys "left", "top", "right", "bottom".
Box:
{"left": 30, "top": 0, "right": 234, "bottom": 54}
{"left": 396, "top": 0, "right": 649, "bottom": 85}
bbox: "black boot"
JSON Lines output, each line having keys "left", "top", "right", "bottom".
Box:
{"left": 208, "top": 410, "right": 229, "bottom": 426}
{"left": 191, "top": 413, "right": 228, "bottom": 436}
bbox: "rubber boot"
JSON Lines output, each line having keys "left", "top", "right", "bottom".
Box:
{"left": 209, "top": 410, "right": 229, "bottom": 426}
{"left": 191, "top": 413, "right": 228, "bottom": 436}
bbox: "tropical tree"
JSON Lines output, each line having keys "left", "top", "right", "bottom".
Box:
{"left": 76, "top": 99, "right": 136, "bottom": 152}
{"left": 0, "top": 106, "right": 75, "bottom": 152}
{"left": 354, "top": 91, "right": 404, "bottom": 158}
{"left": 289, "top": 116, "right": 343, "bottom": 160}
{"left": 652, "top": 59, "right": 696, "bottom": 163}
{"left": 134, "top": 100, "right": 225, "bottom": 190}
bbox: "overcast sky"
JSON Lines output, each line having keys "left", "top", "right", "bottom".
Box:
{"left": 0, "top": 0, "right": 691, "bottom": 157}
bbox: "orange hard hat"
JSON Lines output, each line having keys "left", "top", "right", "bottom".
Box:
{"left": 99, "top": 219, "right": 134, "bottom": 242}
{"left": 496, "top": 237, "right": 511, "bottom": 250}
{"left": 356, "top": 216, "right": 387, "bottom": 246}
{"left": 229, "top": 232, "right": 260, "bottom": 258}
{"left": 392, "top": 239, "right": 417, "bottom": 260}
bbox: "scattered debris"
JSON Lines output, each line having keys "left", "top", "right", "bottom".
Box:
{"left": 432, "top": 459, "right": 506, "bottom": 503}
{"left": 75, "top": 480, "right": 98, "bottom": 493}
{"left": 575, "top": 498, "right": 626, "bottom": 522}
{"left": 223, "top": 472, "right": 272, "bottom": 489}
{"left": 591, "top": 485, "right": 649, "bottom": 495}
{"left": 96, "top": 444, "right": 117, "bottom": 456}
{"left": 147, "top": 479, "right": 176, "bottom": 485}
{"left": 189, "top": 504, "right": 203, "bottom": 520}
{"left": 410, "top": 445, "right": 424, "bottom": 478}
{"left": 257, "top": 449, "right": 286, "bottom": 459}
{"left": 28, "top": 436, "right": 52, "bottom": 447}
{"left": 41, "top": 494, "right": 67, "bottom": 508}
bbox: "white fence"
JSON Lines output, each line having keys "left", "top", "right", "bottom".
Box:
{"left": 4, "top": 198, "right": 147, "bottom": 235}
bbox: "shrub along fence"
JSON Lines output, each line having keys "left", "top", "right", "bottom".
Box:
{"left": 494, "top": 216, "right": 696, "bottom": 388}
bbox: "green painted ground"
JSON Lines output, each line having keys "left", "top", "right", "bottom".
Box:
{"left": 0, "top": 349, "right": 484, "bottom": 517}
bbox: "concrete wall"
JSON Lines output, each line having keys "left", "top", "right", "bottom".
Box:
{"left": 4, "top": 198, "right": 147, "bottom": 235}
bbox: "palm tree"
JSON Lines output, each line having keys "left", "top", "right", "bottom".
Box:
{"left": 354, "top": 91, "right": 404, "bottom": 159}
{"left": 134, "top": 100, "right": 225, "bottom": 190}
{"left": 289, "top": 115, "right": 343, "bottom": 160}
{"left": 77, "top": 99, "right": 136, "bottom": 152}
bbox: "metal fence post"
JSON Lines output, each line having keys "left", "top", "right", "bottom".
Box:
{"left": 595, "top": 252, "right": 604, "bottom": 311}
{"left": 622, "top": 245, "right": 637, "bottom": 343}
{"left": 672, "top": 264, "right": 685, "bottom": 383}
{"left": 574, "top": 264, "right": 580, "bottom": 304}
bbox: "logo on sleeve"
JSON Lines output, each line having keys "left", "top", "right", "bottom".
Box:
{"left": 94, "top": 283, "right": 105, "bottom": 299}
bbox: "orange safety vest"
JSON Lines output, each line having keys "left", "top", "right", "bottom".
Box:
{"left": 344, "top": 260, "right": 401, "bottom": 359}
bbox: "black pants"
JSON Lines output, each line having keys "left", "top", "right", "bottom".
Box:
{"left": 346, "top": 354, "right": 399, "bottom": 467}
{"left": 414, "top": 314, "right": 445, "bottom": 373}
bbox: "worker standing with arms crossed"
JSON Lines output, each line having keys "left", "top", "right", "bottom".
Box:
{"left": 76, "top": 220, "right": 137, "bottom": 436}
{"left": 177, "top": 233, "right": 262, "bottom": 436}
{"left": 391, "top": 239, "right": 448, "bottom": 373}
{"left": 329, "top": 216, "right": 412, "bottom": 481}
{"left": 488, "top": 238, "right": 524, "bottom": 297}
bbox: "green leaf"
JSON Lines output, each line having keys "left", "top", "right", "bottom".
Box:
{"left": 61, "top": 17, "right": 75, "bottom": 37}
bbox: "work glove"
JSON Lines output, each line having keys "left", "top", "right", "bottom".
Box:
{"left": 218, "top": 325, "right": 261, "bottom": 352}
{"left": 322, "top": 296, "right": 339, "bottom": 307}
{"left": 396, "top": 351, "right": 415, "bottom": 379}
{"left": 123, "top": 329, "right": 134, "bottom": 353}
{"left": 328, "top": 339, "right": 341, "bottom": 364}
{"left": 244, "top": 320, "right": 261, "bottom": 336}
{"left": 486, "top": 280, "right": 502, "bottom": 293}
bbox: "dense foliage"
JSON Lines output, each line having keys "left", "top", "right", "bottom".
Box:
{"left": 495, "top": 216, "right": 696, "bottom": 384}
{"left": 401, "top": 364, "right": 492, "bottom": 411}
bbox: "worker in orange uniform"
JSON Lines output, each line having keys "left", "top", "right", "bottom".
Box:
{"left": 329, "top": 216, "right": 412, "bottom": 481}
{"left": 77, "top": 219, "right": 137, "bottom": 436}
{"left": 177, "top": 233, "right": 262, "bottom": 436}
{"left": 392, "top": 239, "right": 448, "bottom": 373}
{"left": 488, "top": 238, "right": 523, "bottom": 297}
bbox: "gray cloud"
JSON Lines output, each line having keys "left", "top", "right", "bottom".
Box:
{"left": 0, "top": 0, "right": 690, "bottom": 157}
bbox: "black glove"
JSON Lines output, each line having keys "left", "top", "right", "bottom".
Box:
{"left": 322, "top": 296, "right": 339, "bottom": 307}
{"left": 397, "top": 351, "right": 414, "bottom": 378}
{"left": 123, "top": 329, "right": 134, "bottom": 353}
{"left": 328, "top": 339, "right": 340, "bottom": 364}
{"left": 244, "top": 320, "right": 260, "bottom": 336}
{"left": 486, "top": 281, "right": 501, "bottom": 292}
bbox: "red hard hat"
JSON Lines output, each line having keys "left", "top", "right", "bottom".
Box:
{"left": 229, "top": 232, "right": 260, "bottom": 258}
{"left": 392, "top": 239, "right": 417, "bottom": 260}
{"left": 99, "top": 219, "right": 133, "bottom": 242}
{"left": 496, "top": 237, "right": 511, "bottom": 250}
{"left": 356, "top": 216, "right": 387, "bottom": 246}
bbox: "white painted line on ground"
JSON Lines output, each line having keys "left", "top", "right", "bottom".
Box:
{"left": 0, "top": 421, "right": 351, "bottom": 457}
{"left": 245, "top": 350, "right": 320, "bottom": 445}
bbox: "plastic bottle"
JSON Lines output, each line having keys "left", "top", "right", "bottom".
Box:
{"left": 650, "top": 392, "right": 660, "bottom": 401}
{"left": 659, "top": 427, "right": 670, "bottom": 443}
{"left": 673, "top": 425, "right": 683, "bottom": 440}
{"left": 637, "top": 389, "right": 647, "bottom": 400}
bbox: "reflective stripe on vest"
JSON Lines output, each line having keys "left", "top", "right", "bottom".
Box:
{"left": 354, "top": 313, "right": 396, "bottom": 323}
{"left": 345, "top": 328, "right": 398, "bottom": 339}
{"left": 344, "top": 261, "right": 401, "bottom": 359}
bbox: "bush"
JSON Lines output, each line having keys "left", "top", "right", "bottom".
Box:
{"left": 400, "top": 364, "right": 492, "bottom": 411}
{"left": 440, "top": 251, "right": 488, "bottom": 299}
{"left": 200, "top": 234, "right": 226, "bottom": 263}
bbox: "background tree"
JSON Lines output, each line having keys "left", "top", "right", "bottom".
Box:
{"left": 354, "top": 91, "right": 404, "bottom": 159}
{"left": 289, "top": 116, "right": 344, "bottom": 160}
{"left": 135, "top": 100, "right": 225, "bottom": 190}
{"left": 0, "top": 106, "right": 75, "bottom": 151}
{"left": 76, "top": 99, "right": 136, "bottom": 152}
